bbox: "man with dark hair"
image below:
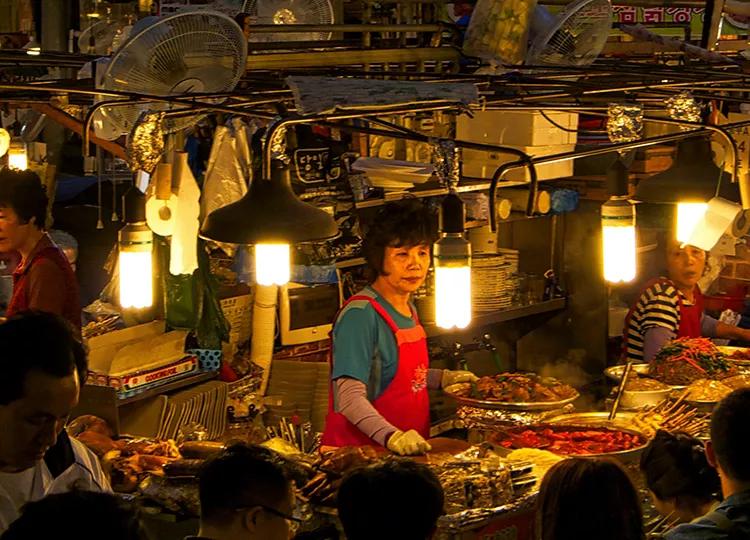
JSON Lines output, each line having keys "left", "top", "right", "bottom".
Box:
{"left": 188, "top": 444, "right": 299, "bottom": 540}
{"left": 0, "top": 168, "right": 80, "bottom": 330}
{"left": 337, "top": 458, "right": 445, "bottom": 540}
{"left": 666, "top": 388, "right": 750, "bottom": 539}
{"left": 322, "top": 200, "right": 476, "bottom": 455}
{"left": 0, "top": 312, "right": 109, "bottom": 533}
{"left": 0, "top": 490, "right": 145, "bottom": 540}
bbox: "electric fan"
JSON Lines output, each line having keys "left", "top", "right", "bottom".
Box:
{"left": 526, "top": 0, "right": 613, "bottom": 67}
{"left": 78, "top": 18, "right": 133, "bottom": 55}
{"left": 96, "top": 11, "right": 247, "bottom": 137}
{"left": 244, "top": 0, "right": 334, "bottom": 42}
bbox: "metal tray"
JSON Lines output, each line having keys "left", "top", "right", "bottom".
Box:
{"left": 604, "top": 364, "right": 687, "bottom": 391}
{"left": 717, "top": 346, "right": 750, "bottom": 366}
{"left": 443, "top": 384, "right": 580, "bottom": 411}
{"left": 604, "top": 363, "right": 650, "bottom": 382}
{"left": 488, "top": 420, "right": 648, "bottom": 462}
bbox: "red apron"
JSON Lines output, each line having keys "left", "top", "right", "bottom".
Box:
{"left": 321, "top": 294, "right": 431, "bottom": 448}
{"left": 622, "top": 278, "right": 704, "bottom": 359}
{"left": 7, "top": 245, "right": 81, "bottom": 331}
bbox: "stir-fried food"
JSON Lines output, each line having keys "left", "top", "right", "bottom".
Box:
{"left": 650, "top": 338, "right": 735, "bottom": 385}
{"left": 492, "top": 426, "right": 645, "bottom": 456}
{"left": 452, "top": 372, "right": 577, "bottom": 403}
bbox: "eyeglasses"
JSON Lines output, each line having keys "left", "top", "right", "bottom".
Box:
{"left": 235, "top": 504, "right": 304, "bottom": 534}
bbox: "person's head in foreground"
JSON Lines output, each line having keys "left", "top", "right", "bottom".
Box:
{"left": 0, "top": 490, "right": 146, "bottom": 540}
{"left": 337, "top": 458, "right": 445, "bottom": 540}
{"left": 198, "top": 443, "right": 298, "bottom": 540}
{"left": 0, "top": 311, "right": 86, "bottom": 472}
{"left": 537, "top": 457, "right": 645, "bottom": 540}
{"left": 706, "top": 388, "right": 750, "bottom": 497}
{"left": 640, "top": 430, "right": 720, "bottom": 523}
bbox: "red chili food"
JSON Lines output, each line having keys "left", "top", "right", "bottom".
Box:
{"left": 493, "top": 426, "right": 645, "bottom": 455}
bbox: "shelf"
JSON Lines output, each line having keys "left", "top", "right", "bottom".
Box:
{"left": 424, "top": 297, "right": 566, "bottom": 337}
{"left": 353, "top": 176, "right": 575, "bottom": 209}
{"left": 117, "top": 371, "right": 218, "bottom": 406}
{"left": 335, "top": 257, "right": 366, "bottom": 269}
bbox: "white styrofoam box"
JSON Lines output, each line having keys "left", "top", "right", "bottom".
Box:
{"left": 462, "top": 144, "right": 576, "bottom": 183}
{"left": 457, "top": 110, "right": 578, "bottom": 147}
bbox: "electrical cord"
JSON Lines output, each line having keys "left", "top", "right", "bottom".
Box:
{"left": 539, "top": 109, "right": 607, "bottom": 135}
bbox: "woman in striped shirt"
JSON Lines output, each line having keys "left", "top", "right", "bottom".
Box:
{"left": 624, "top": 239, "right": 750, "bottom": 363}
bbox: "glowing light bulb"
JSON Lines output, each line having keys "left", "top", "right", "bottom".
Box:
{"left": 7, "top": 140, "right": 28, "bottom": 170}
{"left": 602, "top": 197, "right": 636, "bottom": 283}
{"left": 676, "top": 202, "right": 708, "bottom": 244}
{"left": 118, "top": 223, "right": 153, "bottom": 309}
{"left": 256, "top": 243, "right": 290, "bottom": 286}
{"left": 434, "top": 262, "right": 471, "bottom": 329}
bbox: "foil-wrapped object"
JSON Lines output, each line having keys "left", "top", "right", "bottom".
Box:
{"left": 666, "top": 91, "right": 701, "bottom": 125}
{"left": 456, "top": 404, "right": 575, "bottom": 430}
{"left": 127, "top": 111, "right": 165, "bottom": 173}
{"left": 432, "top": 138, "right": 460, "bottom": 189}
{"left": 607, "top": 103, "right": 643, "bottom": 144}
{"left": 435, "top": 492, "right": 538, "bottom": 534}
{"left": 434, "top": 453, "right": 513, "bottom": 515}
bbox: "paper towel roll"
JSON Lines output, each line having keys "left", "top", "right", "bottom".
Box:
{"left": 251, "top": 284, "right": 278, "bottom": 396}
{"left": 732, "top": 209, "right": 750, "bottom": 238}
{"left": 169, "top": 152, "right": 201, "bottom": 276}
{"left": 146, "top": 193, "right": 178, "bottom": 237}
{"left": 687, "top": 197, "right": 742, "bottom": 251}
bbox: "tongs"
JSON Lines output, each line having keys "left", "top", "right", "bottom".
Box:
{"left": 609, "top": 361, "right": 634, "bottom": 421}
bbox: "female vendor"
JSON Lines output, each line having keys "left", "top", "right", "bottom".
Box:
{"left": 0, "top": 168, "right": 79, "bottom": 330}
{"left": 624, "top": 236, "right": 750, "bottom": 363}
{"left": 322, "top": 201, "right": 477, "bottom": 456}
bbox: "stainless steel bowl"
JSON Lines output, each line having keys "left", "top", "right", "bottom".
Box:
{"left": 544, "top": 412, "right": 649, "bottom": 463}
{"left": 604, "top": 364, "right": 650, "bottom": 382}
{"left": 619, "top": 388, "right": 671, "bottom": 410}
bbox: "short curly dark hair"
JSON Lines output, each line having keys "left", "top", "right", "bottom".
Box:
{"left": 711, "top": 388, "right": 750, "bottom": 482}
{"left": 363, "top": 200, "right": 437, "bottom": 277}
{"left": 0, "top": 167, "right": 48, "bottom": 228}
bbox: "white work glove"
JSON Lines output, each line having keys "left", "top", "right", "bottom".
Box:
{"left": 441, "top": 369, "right": 479, "bottom": 389}
{"left": 386, "top": 429, "right": 432, "bottom": 456}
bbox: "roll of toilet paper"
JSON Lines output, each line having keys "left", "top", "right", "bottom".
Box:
{"left": 146, "top": 193, "right": 178, "bottom": 237}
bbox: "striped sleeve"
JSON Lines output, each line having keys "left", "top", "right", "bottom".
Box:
{"left": 638, "top": 283, "right": 680, "bottom": 332}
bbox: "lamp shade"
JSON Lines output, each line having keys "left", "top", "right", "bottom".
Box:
{"left": 200, "top": 160, "right": 339, "bottom": 244}
{"left": 635, "top": 136, "right": 739, "bottom": 204}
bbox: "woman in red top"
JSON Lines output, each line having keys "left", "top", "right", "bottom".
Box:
{"left": 0, "top": 168, "right": 80, "bottom": 331}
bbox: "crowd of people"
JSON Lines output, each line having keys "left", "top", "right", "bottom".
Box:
{"left": 0, "top": 310, "right": 747, "bottom": 539}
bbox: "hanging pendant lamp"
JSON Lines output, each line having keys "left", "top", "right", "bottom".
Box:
{"left": 200, "top": 159, "right": 339, "bottom": 286}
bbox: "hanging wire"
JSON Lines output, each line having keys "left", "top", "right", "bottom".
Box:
{"left": 96, "top": 146, "right": 104, "bottom": 229}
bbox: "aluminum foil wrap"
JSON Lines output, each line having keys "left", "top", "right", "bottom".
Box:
{"left": 432, "top": 138, "right": 460, "bottom": 188}
{"left": 127, "top": 111, "right": 165, "bottom": 174}
{"left": 434, "top": 455, "right": 513, "bottom": 515}
{"left": 666, "top": 91, "right": 701, "bottom": 125}
{"left": 266, "top": 121, "right": 289, "bottom": 165}
{"left": 456, "top": 404, "right": 575, "bottom": 430}
{"left": 607, "top": 103, "right": 643, "bottom": 144}
{"left": 435, "top": 492, "right": 537, "bottom": 534}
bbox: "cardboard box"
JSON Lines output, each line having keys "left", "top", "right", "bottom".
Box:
{"left": 457, "top": 110, "right": 578, "bottom": 147}
{"left": 462, "top": 144, "right": 576, "bottom": 183}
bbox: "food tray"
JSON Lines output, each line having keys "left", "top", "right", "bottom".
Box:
{"left": 603, "top": 364, "right": 687, "bottom": 391}
{"left": 717, "top": 346, "right": 750, "bottom": 366}
{"left": 444, "top": 384, "right": 579, "bottom": 411}
{"left": 604, "top": 364, "right": 650, "bottom": 382}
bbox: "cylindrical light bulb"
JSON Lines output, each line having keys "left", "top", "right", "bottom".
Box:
{"left": 118, "top": 223, "right": 153, "bottom": 309}
{"left": 256, "top": 243, "right": 290, "bottom": 286}
{"left": 676, "top": 202, "right": 708, "bottom": 244}
{"left": 7, "top": 140, "right": 28, "bottom": 170}
{"left": 602, "top": 197, "right": 636, "bottom": 283}
{"left": 434, "top": 235, "right": 472, "bottom": 329}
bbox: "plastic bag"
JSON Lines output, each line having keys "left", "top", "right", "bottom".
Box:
{"left": 462, "top": 0, "right": 538, "bottom": 65}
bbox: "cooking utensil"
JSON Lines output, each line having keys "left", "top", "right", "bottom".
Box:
{"left": 609, "top": 361, "right": 633, "bottom": 420}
